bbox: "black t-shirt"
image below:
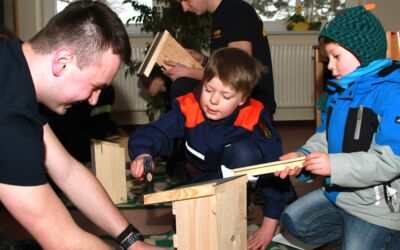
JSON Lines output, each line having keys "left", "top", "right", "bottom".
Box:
{"left": 211, "top": 0, "right": 276, "bottom": 114}
{"left": 0, "top": 41, "right": 48, "bottom": 186}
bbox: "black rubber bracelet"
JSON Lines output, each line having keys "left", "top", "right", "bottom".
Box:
{"left": 201, "top": 54, "right": 209, "bottom": 67}
{"left": 115, "top": 224, "right": 135, "bottom": 244}
{"left": 120, "top": 231, "right": 144, "bottom": 250}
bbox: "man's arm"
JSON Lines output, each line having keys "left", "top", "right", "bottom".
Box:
{"left": 0, "top": 177, "right": 110, "bottom": 249}
{"left": 44, "top": 124, "right": 129, "bottom": 236}
{"left": 42, "top": 124, "right": 162, "bottom": 250}
{"left": 228, "top": 41, "right": 252, "bottom": 56}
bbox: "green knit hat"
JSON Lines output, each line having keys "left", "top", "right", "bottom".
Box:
{"left": 319, "top": 5, "right": 387, "bottom": 67}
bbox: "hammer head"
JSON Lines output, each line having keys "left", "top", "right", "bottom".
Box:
{"left": 143, "top": 156, "right": 154, "bottom": 193}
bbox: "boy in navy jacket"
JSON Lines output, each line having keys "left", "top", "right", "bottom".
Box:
{"left": 129, "top": 47, "right": 289, "bottom": 247}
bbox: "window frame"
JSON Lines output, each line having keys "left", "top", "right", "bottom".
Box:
{"left": 51, "top": 0, "right": 355, "bottom": 37}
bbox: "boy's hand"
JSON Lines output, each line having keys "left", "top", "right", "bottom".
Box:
{"left": 303, "top": 152, "right": 331, "bottom": 176}
{"left": 130, "top": 154, "right": 152, "bottom": 180}
{"left": 247, "top": 217, "right": 277, "bottom": 250}
{"left": 274, "top": 152, "right": 305, "bottom": 179}
{"left": 274, "top": 152, "right": 332, "bottom": 179}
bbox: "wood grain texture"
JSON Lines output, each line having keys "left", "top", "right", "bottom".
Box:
{"left": 170, "top": 175, "right": 247, "bottom": 249}
{"left": 233, "top": 157, "right": 305, "bottom": 176}
{"left": 144, "top": 176, "right": 247, "bottom": 205}
{"left": 91, "top": 140, "right": 127, "bottom": 204}
{"left": 137, "top": 30, "right": 202, "bottom": 77}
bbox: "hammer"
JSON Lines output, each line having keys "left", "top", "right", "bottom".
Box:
{"left": 143, "top": 156, "right": 154, "bottom": 193}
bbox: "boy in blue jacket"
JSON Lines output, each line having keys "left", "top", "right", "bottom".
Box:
{"left": 276, "top": 5, "right": 400, "bottom": 249}
{"left": 129, "top": 47, "right": 289, "bottom": 248}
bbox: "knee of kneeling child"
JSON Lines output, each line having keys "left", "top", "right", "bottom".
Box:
{"left": 281, "top": 211, "right": 305, "bottom": 240}
{"left": 222, "top": 138, "right": 262, "bottom": 169}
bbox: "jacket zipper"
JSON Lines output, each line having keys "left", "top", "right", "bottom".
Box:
{"left": 354, "top": 105, "right": 363, "bottom": 140}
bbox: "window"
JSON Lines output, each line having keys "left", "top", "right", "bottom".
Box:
{"left": 251, "top": 0, "right": 346, "bottom": 32}
{"left": 56, "top": 0, "right": 152, "bottom": 35}
{"left": 56, "top": 0, "right": 346, "bottom": 35}
{"left": 252, "top": 0, "right": 345, "bottom": 21}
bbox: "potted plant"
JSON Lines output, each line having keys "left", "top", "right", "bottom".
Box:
{"left": 123, "top": 0, "right": 210, "bottom": 121}
{"left": 285, "top": 5, "right": 322, "bottom": 31}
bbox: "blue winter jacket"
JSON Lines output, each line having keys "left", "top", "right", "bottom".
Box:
{"left": 300, "top": 59, "right": 400, "bottom": 230}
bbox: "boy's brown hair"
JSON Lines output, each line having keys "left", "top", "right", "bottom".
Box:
{"left": 203, "top": 47, "right": 267, "bottom": 98}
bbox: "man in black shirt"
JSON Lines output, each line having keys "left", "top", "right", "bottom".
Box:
{"left": 165, "top": 0, "right": 276, "bottom": 117}
{"left": 0, "top": 1, "right": 164, "bottom": 250}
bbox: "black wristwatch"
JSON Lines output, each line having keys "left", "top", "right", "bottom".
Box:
{"left": 116, "top": 224, "right": 144, "bottom": 250}
{"left": 120, "top": 231, "right": 144, "bottom": 250}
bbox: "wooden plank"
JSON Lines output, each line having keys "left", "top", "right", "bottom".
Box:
{"left": 216, "top": 181, "right": 247, "bottom": 250}
{"left": 137, "top": 31, "right": 168, "bottom": 77}
{"left": 137, "top": 30, "right": 202, "bottom": 77}
{"left": 233, "top": 157, "right": 306, "bottom": 176}
{"left": 173, "top": 196, "right": 218, "bottom": 249}
{"left": 143, "top": 176, "right": 244, "bottom": 205}
{"left": 144, "top": 182, "right": 215, "bottom": 205}
{"left": 91, "top": 140, "right": 127, "bottom": 204}
{"left": 107, "top": 136, "right": 130, "bottom": 162}
{"left": 387, "top": 31, "right": 400, "bottom": 61}
{"left": 214, "top": 175, "right": 247, "bottom": 194}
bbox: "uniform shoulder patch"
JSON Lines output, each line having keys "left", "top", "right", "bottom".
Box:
{"left": 258, "top": 121, "right": 272, "bottom": 138}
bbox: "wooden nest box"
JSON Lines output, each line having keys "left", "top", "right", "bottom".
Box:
{"left": 144, "top": 175, "right": 248, "bottom": 249}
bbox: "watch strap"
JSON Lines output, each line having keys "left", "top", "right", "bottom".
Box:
{"left": 120, "top": 231, "right": 144, "bottom": 250}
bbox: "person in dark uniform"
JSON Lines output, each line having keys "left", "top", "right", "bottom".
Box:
{"left": 131, "top": 48, "right": 288, "bottom": 249}
{"left": 143, "top": 0, "right": 276, "bottom": 119}
{"left": 164, "top": 0, "right": 275, "bottom": 119}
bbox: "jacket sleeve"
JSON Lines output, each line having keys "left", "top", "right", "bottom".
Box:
{"left": 128, "top": 101, "right": 186, "bottom": 160}
{"left": 254, "top": 110, "right": 290, "bottom": 219}
{"left": 300, "top": 130, "right": 329, "bottom": 154}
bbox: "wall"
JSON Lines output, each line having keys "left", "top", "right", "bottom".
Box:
{"left": 15, "top": 0, "right": 54, "bottom": 40}
{"left": 370, "top": 0, "right": 400, "bottom": 31}
{"left": 346, "top": 0, "right": 400, "bottom": 31}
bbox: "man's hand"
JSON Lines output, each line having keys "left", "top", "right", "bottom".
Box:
{"left": 130, "top": 154, "right": 152, "bottom": 180}
{"left": 163, "top": 60, "right": 191, "bottom": 81}
{"left": 130, "top": 240, "right": 171, "bottom": 250}
{"left": 186, "top": 49, "right": 204, "bottom": 63}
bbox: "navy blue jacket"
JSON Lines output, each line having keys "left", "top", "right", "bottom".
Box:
{"left": 129, "top": 90, "right": 289, "bottom": 219}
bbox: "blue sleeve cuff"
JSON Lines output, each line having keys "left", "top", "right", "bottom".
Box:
{"left": 296, "top": 148, "right": 311, "bottom": 155}
{"left": 295, "top": 148, "right": 314, "bottom": 182}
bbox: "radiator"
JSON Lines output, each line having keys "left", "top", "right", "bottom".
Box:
{"left": 112, "top": 42, "right": 316, "bottom": 124}
{"left": 113, "top": 46, "right": 148, "bottom": 111}
{"left": 271, "top": 44, "right": 314, "bottom": 108}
